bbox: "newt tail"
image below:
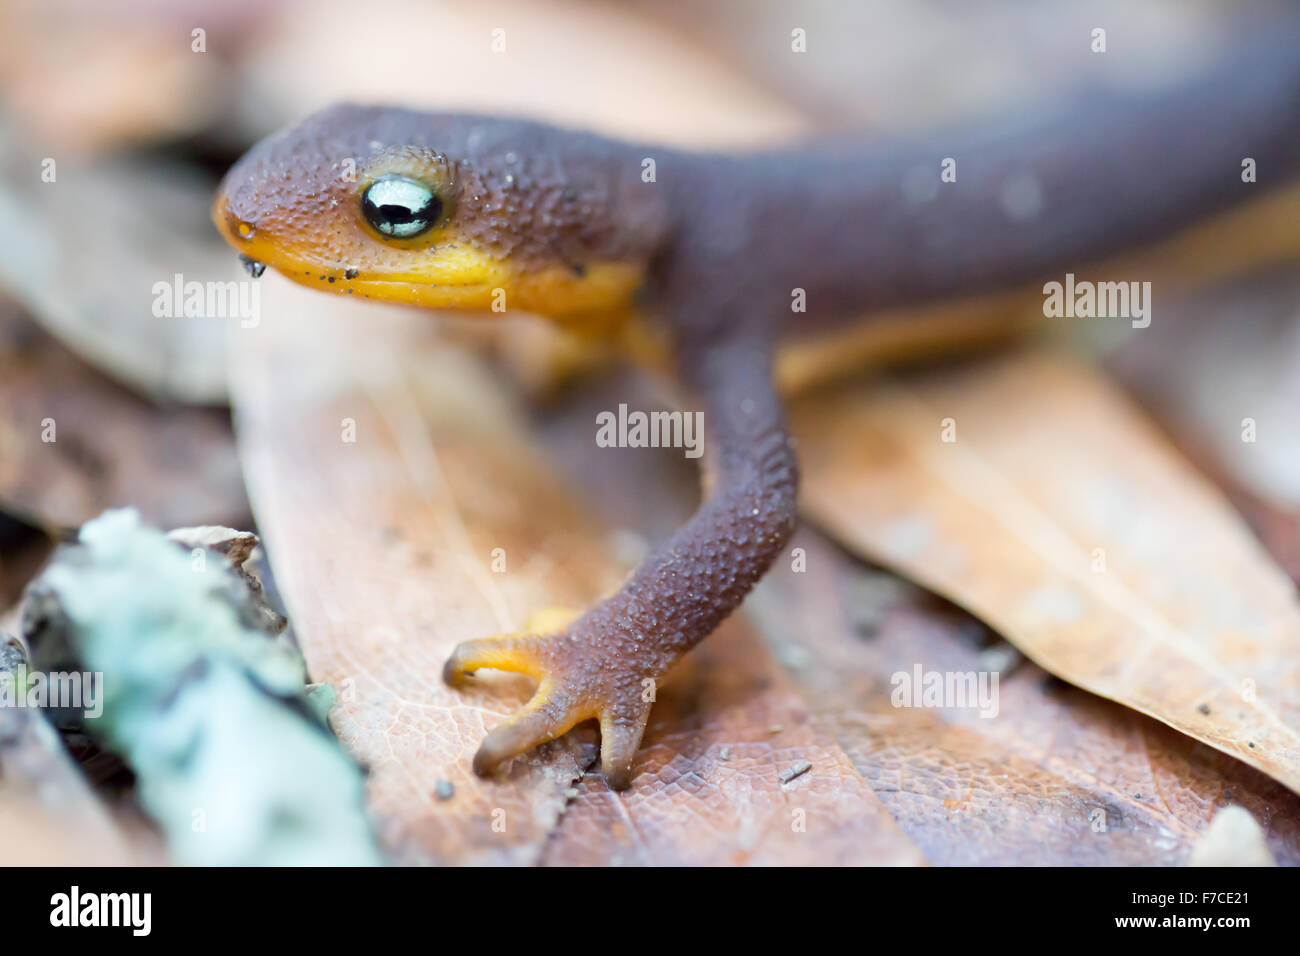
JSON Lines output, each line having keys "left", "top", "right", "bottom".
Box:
{"left": 214, "top": 34, "right": 1300, "bottom": 789}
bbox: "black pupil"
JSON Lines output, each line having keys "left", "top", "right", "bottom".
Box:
{"left": 376, "top": 198, "right": 437, "bottom": 227}
{"left": 362, "top": 177, "right": 441, "bottom": 237}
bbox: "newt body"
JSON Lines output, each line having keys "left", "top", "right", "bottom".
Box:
{"left": 215, "top": 39, "right": 1300, "bottom": 789}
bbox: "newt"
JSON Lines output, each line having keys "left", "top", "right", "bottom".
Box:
{"left": 213, "top": 38, "right": 1300, "bottom": 789}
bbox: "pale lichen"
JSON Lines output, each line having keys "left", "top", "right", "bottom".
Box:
{"left": 22, "top": 508, "right": 383, "bottom": 865}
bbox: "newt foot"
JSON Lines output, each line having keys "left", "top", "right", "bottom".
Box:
{"left": 443, "top": 606, "right": 656, "bottom": 790}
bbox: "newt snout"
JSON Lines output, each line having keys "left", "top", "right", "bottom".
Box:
{"left": 211, "top": 104, "right": 666, "bottom": 327}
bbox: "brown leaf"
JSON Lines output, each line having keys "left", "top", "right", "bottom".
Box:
{"left": 748, "top": 529, "right": 1300, "bottom": 865}
{"left": 1106, "top": 271, "right": 1300, "bottom": 583}
{"left": 530, "top": 366, "right": 1300, "bottom": 863}
{"left": 0, "top": 795, "right": 143, "bottom": 866}
{"left": 230, "top": 279, "right": 624, "bottom": 864}
{"left": 0, "top": 306, "right": 247, "bottom": 532}
{"left": 792, "top": 349, "right": 1300, "bottom": 795}
{"left": 232, "top": 278, "right": 923, "bottom": 864}
{"left": 522, "top": 369, "right": 921, "bottom": 864}
{"left": 541, "top": 605, "right": 920, "bottom": 866}
{"left": 0, "top": 637, "right": 145, "bottom": 864}
{"left": 0, "top": 129, "right": 236, "bottom": 404}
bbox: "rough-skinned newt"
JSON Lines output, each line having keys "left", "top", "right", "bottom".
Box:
{"left": 214, "top": 38, "right": 1300, "bottom": 789}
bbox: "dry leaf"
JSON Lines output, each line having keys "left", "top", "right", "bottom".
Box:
{"left": 541, "top": 614, "right": 923, "bottom": 866}
{"left": 526, "top": 376, "right": 919, "bottom": 864}
{"left": 0, "top": 637, "right": 142, "bottom": 865}
{"left": 748, "top": 529, "right": 1300, "bottom": 865}
{"left": 231, "top": 279, "right": 629, "bottom": 864}
{"left": 530, "top": 366, "right": 1300, "bottom": 864}
{"left": 0, "top": 796, "right": 140, "bottom": 866}
{"left": 793, "top": 348, "right": 1300, "bottom": 795}
{"left": 0, "top": 127, "right": 237, "bottom": 404}
{"left": 231, "top": 278, "right": 923, "bottom": 864}
{"left": 0, "top": 306, "right": 247, "bottom": 532}
{"left": 1108, "top": 272, "right": 1300, "bottom": 511}
{"left": 1106, "top": 271, "right": 1300, "bottom": 582}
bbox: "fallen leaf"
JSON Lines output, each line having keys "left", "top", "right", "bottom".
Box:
{"left": 230, "top": 278, "right": 629, "bottom": 864}
{"left": 1106, "top": 270, "right": 1300, "bottom": 582}
{"left": 0, "top": 636, "right": 139, "bottom": 865}
{"left": 232, "top": 278, "right": 924, "bottom": 864}
{"left": 748, "top": 528, "right": 1300, "bottom": 865}
{"left": 0, "top": 795, "right": 141, "bottom": 866}
{"left": 792, "top": 348, "right": 1300, "bottom": 795}
{"left": 530, "top": 365, "right": 1300, "bottom": 864}
{"left": 541, "top": 613, "right": 923, "bottom": 866}
{"left": 0, "top": 126, "right": 236, "bottom": 404}
{"left": 522, "top": 369, "right": 922, "bottom": 864}
{"left": 0, "top": 305, "right": 248, "bottom": 532}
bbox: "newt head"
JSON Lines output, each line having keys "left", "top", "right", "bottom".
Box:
{"left": 212, "top": 104, "right": 668, "bottom": 330}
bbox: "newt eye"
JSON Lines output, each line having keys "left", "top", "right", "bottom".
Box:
{"left": 362, "top": 175, "right": 442, "bottom": 238}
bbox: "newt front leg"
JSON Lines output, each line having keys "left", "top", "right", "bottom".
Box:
{"left": 444, "top": 335, "right": 797, "bottom": 788}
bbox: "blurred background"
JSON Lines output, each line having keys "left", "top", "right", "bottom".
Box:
{"left": 0, "top": 0, "right": 1293, "bottom": 549}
